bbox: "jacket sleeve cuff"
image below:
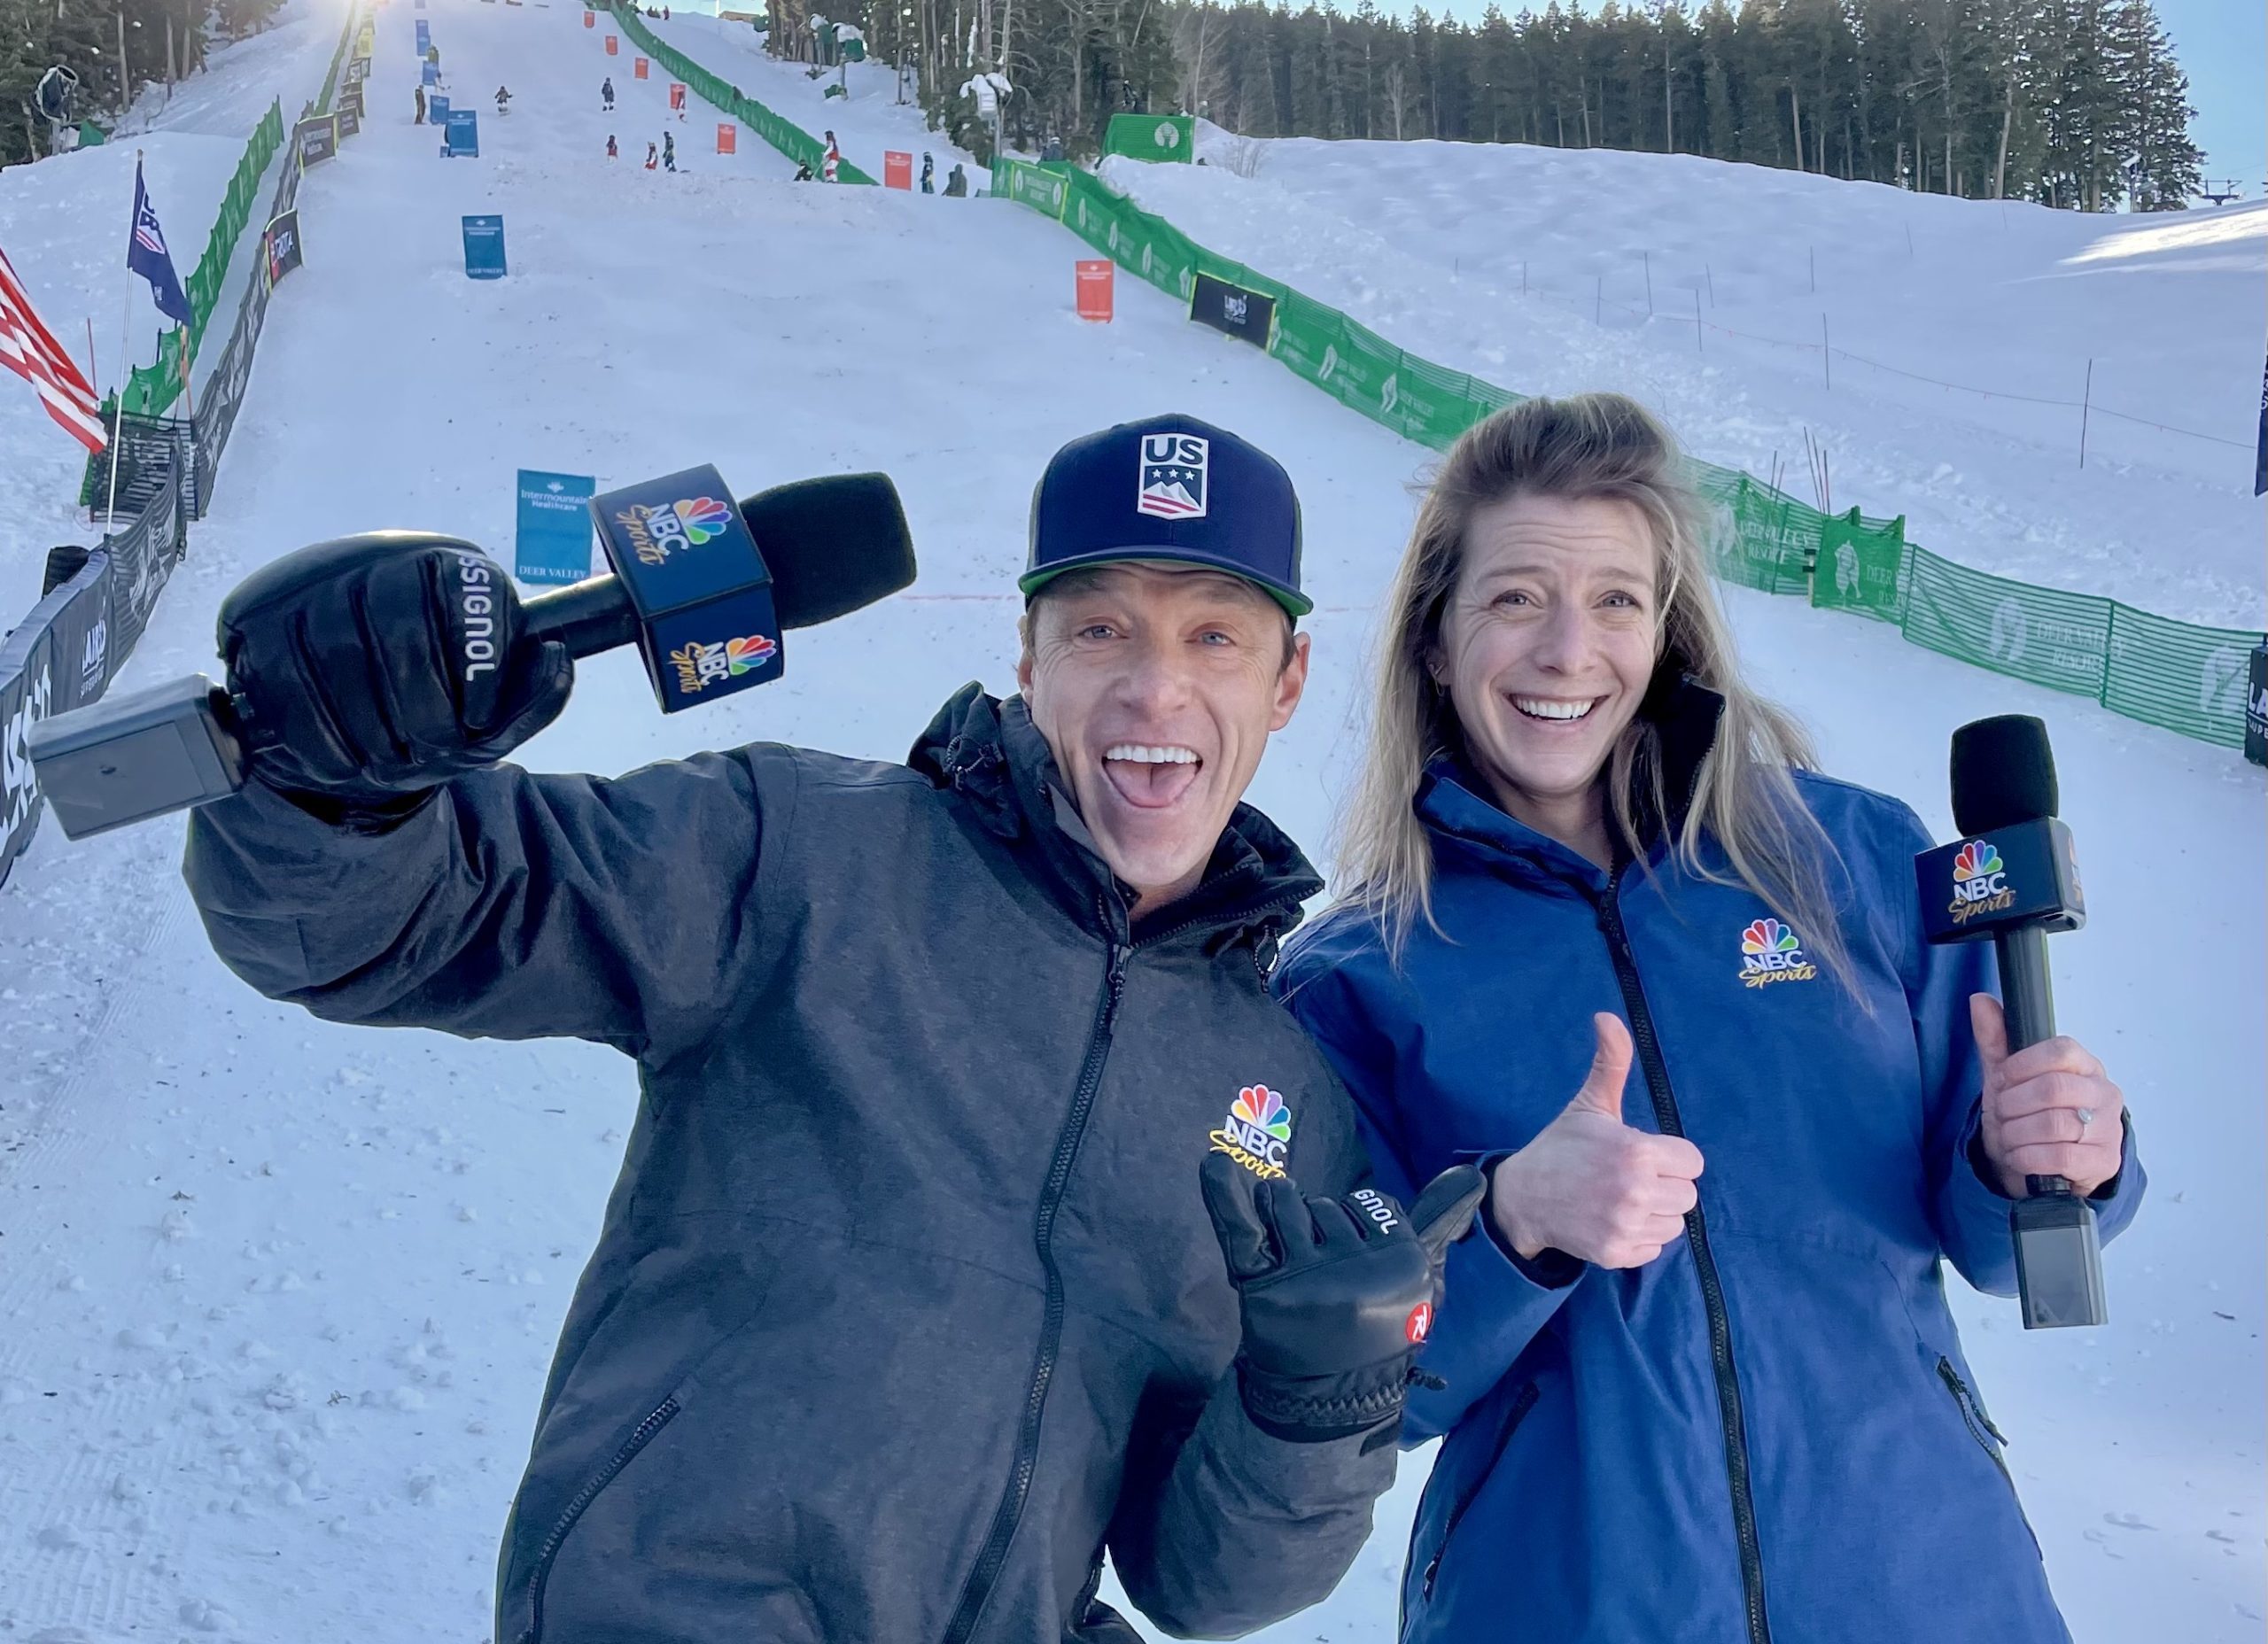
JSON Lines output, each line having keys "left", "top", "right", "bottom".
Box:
{"left": 1403, "top": 1192, "right": 1583, "bottom": 1440}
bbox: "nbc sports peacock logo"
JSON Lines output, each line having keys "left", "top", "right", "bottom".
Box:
{"left": 1210, "top": 1084, "right": 1293, "bottom": 1179}
{"left": 617, "top": 495, "right": 734, "bottom": 567}
{"left": 669, "top": 633, "right": 777, "bottom": 696}
{"left": 1948, "top": 839, "right": 2015, "bottom": 924}
{"left": 1737, "top": 918, "right": 1817, "bottom": 989}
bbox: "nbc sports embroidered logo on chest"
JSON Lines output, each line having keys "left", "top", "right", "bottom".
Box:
{"left": 1210, "top": 1084, "right": 1293, "bottom": 1178}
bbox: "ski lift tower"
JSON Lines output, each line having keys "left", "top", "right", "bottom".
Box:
{"left": 959, "top": 70, "right": 1011, "bottom": 164}
{"left": 2202, "top": 177, "right": 2243, "bottom": 205}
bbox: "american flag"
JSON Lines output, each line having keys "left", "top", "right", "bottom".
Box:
{"left": 0, "top": 244, "right": 105, "bottom": 454}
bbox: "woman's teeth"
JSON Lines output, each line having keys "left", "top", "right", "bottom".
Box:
{"left": 1514, "top": 698, "right": 1597, "bottom": 722}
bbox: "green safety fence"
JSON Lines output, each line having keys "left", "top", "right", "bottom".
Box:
{"left": 117, "top": 99, "right": 286, "bottom": 418}
{"left": 994, "top": 157, "right": 2266, "bottom": 754}
{"left": 315, "top": 0, "right": 358, "bottom": 116}
{"left": 604, "top": 3, "right": 877, "bottom": 185}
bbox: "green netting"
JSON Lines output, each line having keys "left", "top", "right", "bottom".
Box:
{"left": 609, "top": 4, "right": 875, "bottom": 184}
{"left": 995, "top": 167, "right": 2264, "bottom": 755}
{"left": 1901, "top": 547, "right": 2112, "bottom": 701}
{"left": 2102, "top": 604, "right": 2261, "bottom": 748}
{"left": 120, "top": 99, "right": 286, "bottom": 418}
{"left": 1811, "top": 508, "right": 1908, "bottom": 624}
{"left": 1102, "top": 113, "right": 1194, "bottom": 163}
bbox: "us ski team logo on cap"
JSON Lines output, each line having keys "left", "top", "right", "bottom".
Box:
{"left": 1137, "top": 433, "right": 1209, "bottom": 521}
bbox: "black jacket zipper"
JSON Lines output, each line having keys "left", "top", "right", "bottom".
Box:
{"left": 1938, "top": 1358, "right": 2012, "bottom": 1475}
{"left": 1418, "top": 1381, "right": 1540, "bottom": 1605}
{"left": 940, "top": 934, "right": 1130, "bottom": 1644}
{"left": 520, "top": 1394, "right": 682, "bottom": 1644}
{"left": 1592, "top": 864, "right": 1773, "bottom": 1644}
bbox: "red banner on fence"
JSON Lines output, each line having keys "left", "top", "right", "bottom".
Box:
{"left": 716, "top": 122, "right": 736, "bottom": 154}
{"left": 883, "top": 151, "right": 912, "bottom": 190}
{"left": 1076, "top": 260, "right": 1114, "bottom": 322}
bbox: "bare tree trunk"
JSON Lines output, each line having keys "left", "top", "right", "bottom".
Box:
{"left": 1579, "top": 84, "right": 1589, "bottom": 147}
{"left": 1992, "top": 77, "right": 2013, "bottom": 198}
{"left": 117, "top": 6, "right": 131, "bottom": 115}
{"left": 1789, "top": 81, "right": 1802, "bottom": 170}
{"left": 1662, "top": 27, "right": 1671, "bottom": 151}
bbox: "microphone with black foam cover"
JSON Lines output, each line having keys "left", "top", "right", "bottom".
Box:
{"left": 26, "top": 469, "right": 917, "bottom": 840}
{"left": 1915, "top": 714, "right": 2105, "bottom": 1329}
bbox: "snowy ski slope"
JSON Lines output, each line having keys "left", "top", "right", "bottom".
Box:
{"left": 0, "top": 4, "right": 2260, "bottom": 1640}
{"left": 1115, "top": 133, "right": 2267, "bottom": 628}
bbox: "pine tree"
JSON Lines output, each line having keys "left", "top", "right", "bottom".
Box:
{"left": 2112, "top": 0, "right": 2201, "bottom": 209}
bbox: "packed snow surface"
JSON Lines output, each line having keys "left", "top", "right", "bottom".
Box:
{"left": 0, "top": 3, "right": 2260, "bottom": 1640}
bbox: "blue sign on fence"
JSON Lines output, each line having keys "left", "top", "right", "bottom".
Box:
{"left": 416, "top": 18, "right": 431, "bottom": 50}
{"left": 428, "top": 94, "right": 449, "bottom": 129}
{"left": 445, "top": 109, "right": 478, "bottom": 156}
{"left": 515, "top": 470, "right": 598, "bottom": 585}
{"left": 423, "top": 58, "right": 439, "bottom": 87}
{"left": 462, "top": 214, "right": 506, "bottom": 278}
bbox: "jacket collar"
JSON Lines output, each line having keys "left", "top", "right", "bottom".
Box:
{"left": 907, "top": 683, "right": 1321, "bottom": 950}
{"left": 1414, "top": 675, "right": 1728, "bottom": 894}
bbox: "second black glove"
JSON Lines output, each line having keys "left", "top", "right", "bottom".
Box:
{"left": 218, "top": 532, "right": 572, "bottom": 812}
{"left": 1200, "top": 1152, "right": 1485, "bottom": 1447}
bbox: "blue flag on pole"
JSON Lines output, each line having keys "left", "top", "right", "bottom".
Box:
{"left": 128, "top": 159, "right": 192, "bottom": 328}
{"left": 2255, "top": 350, "right": 2265, "bottom": 497}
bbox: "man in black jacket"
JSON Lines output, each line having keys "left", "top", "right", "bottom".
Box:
{"left": 183, "top": 414, "right": 1479, "bottom": 1643}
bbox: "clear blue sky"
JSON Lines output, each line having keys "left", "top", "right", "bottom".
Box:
{"left": 2153, "top": 0, "right": 2264, "bottom": 193}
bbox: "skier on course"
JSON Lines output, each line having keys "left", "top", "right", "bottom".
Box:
{"left": 182, "top": 414, "right": 1483, "bottom": 1644}
{"left": 493, "top": 85, "right": 511, "bottom": 116}
{"left": 662, "top": 130, "right": 676, "bottom": 171}
{"left": 821, "top": 128, "right": 840, "bottom": 182}
{"left": 605, "top": 134, "right": 617, "bottom": 159}
{"left": 644, "top": 141, "right": 657, "bottom": 170}
{"left": 602, "top": 75, "right": 615, "bottom": 111}
{"left": 920, "top": 151, "right": 934, "bottom": 193}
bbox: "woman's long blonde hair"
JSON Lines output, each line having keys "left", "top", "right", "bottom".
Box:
{"left": 1337, "top": 392, "right": 1854, "bottom": 989}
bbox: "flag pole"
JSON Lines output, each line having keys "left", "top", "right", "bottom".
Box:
{"left": 102, "top": 151, "right": 142, "bottom": 526}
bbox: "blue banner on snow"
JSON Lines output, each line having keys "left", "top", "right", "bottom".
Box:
{"left": 462, "top": 214, "right": 506, "bottom": 278}
{"left": 445, "top": 109, "right": 478, "bottom": 157}
{"left": 516, "top": 471, "right": 598, "bottom": 585}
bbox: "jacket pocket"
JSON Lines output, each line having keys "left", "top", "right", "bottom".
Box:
{"left": 519, "top": 1394, "right": 683, "bottom": 1644}
{"left": 1935, "top": 1356, "right": 2009, "bottom": 1478}
{"left": 1418, "top": 1381, "right": 1540, "bottom": 1605}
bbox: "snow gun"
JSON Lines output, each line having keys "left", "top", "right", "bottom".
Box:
{"left": 1915, "top": 715, "right": 2106, "bottom": 1330}
{"left": 27, "top": 469, "right": 915, "bottom": 841}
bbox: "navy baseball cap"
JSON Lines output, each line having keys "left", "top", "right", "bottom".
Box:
{"left": 1021, "top": 414, "right": 1310, "bottom": 617}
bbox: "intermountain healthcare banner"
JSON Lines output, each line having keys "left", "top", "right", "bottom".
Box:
{"left": 462, "top": 215, "right": 506, "bottom": 278}
{"left": 1103, "top": 113, "right": 1193, "bottom": 162}
{"left": 296, "top": 115, "right": 338, "bottom": 165}
{"left": 516, "top": 470, "right": 597, "bottom": 584}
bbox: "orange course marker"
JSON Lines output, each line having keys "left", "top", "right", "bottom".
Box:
{"left": 583, "top": 9, "right": 593, "bottom": 24}
{"left": 670, "top": 82, "right": 687, "bottom": 111}
{"left": 883, "top": 151, "right": 912, "bottom": 190}
{"left": 604, "top": 34, "right": 617, "bottom": 54}
{"left": 633, "top": 57, "right": 649, "bottom": 79}
{"left": 716, "top": 122, "right": 736, "bottom": 154}
{"left": 1076, "top": 260, "right": 1114, "bottom": 322}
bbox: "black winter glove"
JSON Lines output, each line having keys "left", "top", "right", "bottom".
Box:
{"left": 1200, "top": 1152, "right": 1486, "bottom": 1447}
{"left": 218, "top": 532, "right": 573, "bottom": 817}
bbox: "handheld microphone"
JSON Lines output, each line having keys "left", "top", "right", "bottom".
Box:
{"left": 1915, "top": 714, "right": 2107, "bottom": 1329}
{"left": 26, "top": 469, "right": 916, "bottom": 841}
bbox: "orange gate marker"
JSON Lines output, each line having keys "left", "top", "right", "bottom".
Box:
{"left": 633, "top": 56, "right": 649, "bottom": 79}
{"left": 1076, "top": 260, "right": 1114, "bottom": 322}
{"left": 716, "top": 122, "right": 736, "bottom": 154}
{"left": 670, "top": 82, "right": 687, "bottom": 112}
{"left": 883, "top": 151, "right": 912, "bottom": 190}
{"left": 604, "top": 33, "right": 617, "bottom": 53}
{"left": 583, "top": 9, "right": 594, "bottom": 24}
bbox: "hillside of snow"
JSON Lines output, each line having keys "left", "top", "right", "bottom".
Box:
{"left": 1114, "top": 136, "right": 2266, "bottom": 628}
{"left": 0, "top": 4, "right": 2259, "bottom": 1642}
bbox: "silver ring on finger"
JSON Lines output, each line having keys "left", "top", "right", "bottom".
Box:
{"left": 2076, "top": 1106, "right": 2096, "bottom": 1139}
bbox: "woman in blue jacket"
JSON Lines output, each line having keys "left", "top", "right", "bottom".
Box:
{"left": 1276, "top": 392, "right": 2142, "bottom": 1644}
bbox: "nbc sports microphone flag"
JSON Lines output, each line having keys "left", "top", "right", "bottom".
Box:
{"left": 128, "top": 159, "right": 192, "bottom": 328}
{"left": 0, "top": 242, "right": 105, "bottom": 454}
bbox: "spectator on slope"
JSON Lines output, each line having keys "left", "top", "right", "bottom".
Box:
{"left": 1275, "top": 392, "right": 2144, "bottom": 1644}
{"left": 944, "top": 161, "right": 968, "bottom": 197}
{"left": 821, "top": 128, "right": 840, "bottom": 182}
{"left": 791, "top": 159, "right": 813, "bottom": 180}
{"left": 602, "top": 75, "right": 614, "bottom": 111}
{"left": 643, "top": 141, "right": 657, "bottom": 170}
{"left": 181, "top": 415, "right": 1487, "bottom": 1644}
{"left": 920, "top": 151, "right": 934, "bottom": 193}
{"left": 606, "top": 133, "right": 617, "bottom": 159}
{"left": 662, "top": 130, "right": 675, "bottom": 172}
{"left": 414, "top": 83, "right": 425, "bottom": 124}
